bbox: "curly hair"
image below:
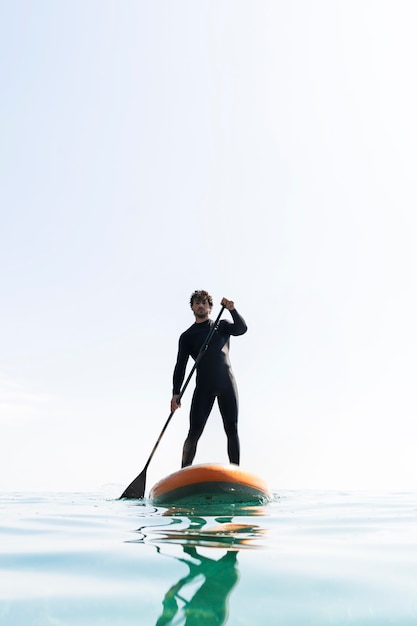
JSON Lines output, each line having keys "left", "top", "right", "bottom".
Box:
{"left": 190, "top": 290, "right": 213, "bottom": 308}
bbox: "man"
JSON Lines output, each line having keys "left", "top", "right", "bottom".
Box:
{"left": 171, "top": 290, "right": 247, "bottom": 467}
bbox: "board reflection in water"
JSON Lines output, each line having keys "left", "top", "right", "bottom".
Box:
{"left": 132, "top": 504, "right": 269, "bottom": 625}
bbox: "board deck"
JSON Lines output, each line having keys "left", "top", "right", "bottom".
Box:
{"left": 148, "top": 463, "right": 271, "bottom": 506}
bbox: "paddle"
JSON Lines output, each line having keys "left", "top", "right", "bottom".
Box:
{"left": 119, "top": 305, "right": 225, "bottom": 499}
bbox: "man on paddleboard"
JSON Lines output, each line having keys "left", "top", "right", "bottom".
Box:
{"left": 171, "top": 290, "right": 247, "bottom": 467}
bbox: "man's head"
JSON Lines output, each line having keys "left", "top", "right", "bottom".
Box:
{"left": 190, "top": 290, "right": 213, "bottom": 322}
{"left": 190, "top": 290, "right": 213, "bottom": 308}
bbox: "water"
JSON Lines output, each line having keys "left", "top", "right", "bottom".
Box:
{"left": 1, "top": 489, "right": 417, "bottom": 625}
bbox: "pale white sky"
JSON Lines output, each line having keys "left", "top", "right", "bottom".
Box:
{"left": 1, "top": 0, "right": 416, "bottom": 493}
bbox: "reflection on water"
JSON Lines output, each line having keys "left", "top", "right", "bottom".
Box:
{"left": 130, "top": 504, "right": 269, "bottom": 625}
{"left": 155, "top": 546, "right": 239, "bottom": 626}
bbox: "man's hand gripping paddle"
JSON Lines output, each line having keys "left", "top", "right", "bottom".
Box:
{"left": 119, "top": 306, "right": 225, "bottom": 499}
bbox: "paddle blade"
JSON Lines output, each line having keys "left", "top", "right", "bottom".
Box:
{"left": 119, "top": 468, "right": 147, "bottom": 500}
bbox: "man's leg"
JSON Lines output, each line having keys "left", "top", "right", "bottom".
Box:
{"left": 182, "top": 387, "right": 215, "bottom": 467}
{"left": 217, "top": 386, "right": 240, "bottom": 465}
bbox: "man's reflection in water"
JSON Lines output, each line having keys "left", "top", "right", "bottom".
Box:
{"left": 133, "top": 510, "right": 266, "bottom": 625}
{"left": 155, "top": 545, "right": 239, "bottom": 626}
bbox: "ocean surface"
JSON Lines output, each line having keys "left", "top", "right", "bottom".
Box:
{"left": 1, "top": 488, "right": 416, "bottom": 625}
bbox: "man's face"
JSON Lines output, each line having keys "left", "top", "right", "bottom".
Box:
{"left": 191, "top": 297, "right": 212, "bottom": 320}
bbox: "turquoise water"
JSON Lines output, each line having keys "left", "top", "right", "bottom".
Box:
{"left": 1, "top": 489, "right": 416, "bottom": 625}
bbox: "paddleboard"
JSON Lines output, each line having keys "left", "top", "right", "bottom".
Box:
{"left": 148, "top": 463, "right": 271, "bottom": 506}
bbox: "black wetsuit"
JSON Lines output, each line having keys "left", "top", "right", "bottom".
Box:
{"left": 172, "top": 309, "right": 247, "bottom": 467}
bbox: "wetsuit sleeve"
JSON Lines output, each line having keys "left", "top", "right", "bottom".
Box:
{"left": 172, "top": 334, "right": 189, "bottom": 395}
{"left": 228, "top": 308, "right": 248, "bottom": 336}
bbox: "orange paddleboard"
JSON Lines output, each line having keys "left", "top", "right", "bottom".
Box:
{"left": 149, "top": 463, "right": 271, "bottom": 506}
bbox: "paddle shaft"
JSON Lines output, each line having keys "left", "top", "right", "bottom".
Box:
{"left": 120, "top": 306, "right": 225, "bottom": 498}
{"left": 143, "top": 305, "right": 225, "bottom": 470}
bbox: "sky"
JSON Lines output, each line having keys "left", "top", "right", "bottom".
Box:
{"left": 1, "top": 0, "right": 416, "bottom": 494}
